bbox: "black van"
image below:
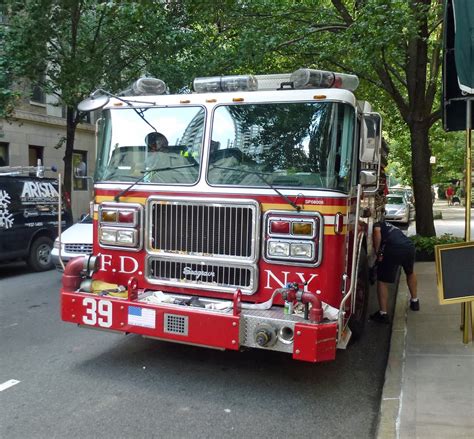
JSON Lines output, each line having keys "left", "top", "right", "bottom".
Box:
{"left": 0, "top": 174, "right": 71, "bottom": 271}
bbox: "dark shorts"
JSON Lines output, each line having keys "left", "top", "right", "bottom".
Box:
{"left": 377, "top": 245, "right": 415, "bottom": 283}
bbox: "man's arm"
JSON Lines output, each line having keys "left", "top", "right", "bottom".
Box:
{"left": 373, "top": 225, "right": 382, "bottom": 255}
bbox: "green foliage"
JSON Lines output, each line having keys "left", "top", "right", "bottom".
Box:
{"left": 1, "top": 1, "right": 192, "bottom": 106}
{"left": 0, "top": 0, "right": 200, "bottom": 196}
{"left": 409, "top": 233, "right": 464, "bottom": 255}
{"left": 0, "top": 26, "right": 18, "bottom": 117}
{"left": 184, "top": 0, "right": 443, "bottom": 236}
{"left": 430, "top": 122, "right": 465, "bottom": 184}
{"left": 386, "top": 121, "right": 465, "bottom": 187}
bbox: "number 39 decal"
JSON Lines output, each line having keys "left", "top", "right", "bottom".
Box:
{"left": 82, "top": 298, "right": 113, "bottom": 328}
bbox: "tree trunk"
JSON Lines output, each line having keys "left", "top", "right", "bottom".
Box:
{"left": 63, "top": 106, "right": 77, "bottom": 221}
{"left": 409, "top": 120, "right": 436, "bottom": 237}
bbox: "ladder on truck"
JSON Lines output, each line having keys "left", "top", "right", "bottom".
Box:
{"left": 0, "top": 160, "right": 57, "bottom": 177}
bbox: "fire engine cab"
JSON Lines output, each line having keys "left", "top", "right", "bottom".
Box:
{"left": 61, "top": 68, "right": 382, "bottom": 362}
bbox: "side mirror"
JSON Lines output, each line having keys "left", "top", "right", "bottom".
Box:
{"left": 77, "top": 94, "right": 109, "bottom": 112}
{"left": 74, "top": 161, "right": 87, "bottom": 178}
{"left": 360, "top": 169, "right": 378, "bottom": 187}
{"left": 360, "top": 113, "right": 382, "bottom": 164}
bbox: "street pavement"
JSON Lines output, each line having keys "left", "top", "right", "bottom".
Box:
{"left": 408, "top": 200, "right": 474, "bottom": 238}
{"left": 1, "top": 262, "right": 395, "bottom": 438}
{"left": 378, "top": 201, "right": 474, "bottom": 438}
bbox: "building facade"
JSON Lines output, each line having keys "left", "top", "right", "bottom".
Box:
{"left": 0, "top": 87, "right": 95, "bottom": 221}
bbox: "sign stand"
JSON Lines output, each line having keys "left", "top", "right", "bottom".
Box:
{"left": 461, "top": 99, "right": 473, "bottom": 343}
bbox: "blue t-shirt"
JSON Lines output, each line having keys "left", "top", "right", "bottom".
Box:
{"left": 374, "top": 221, "right": 413, "bottom": 249}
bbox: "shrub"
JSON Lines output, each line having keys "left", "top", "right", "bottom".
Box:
{"left": 409, "top": 234, "right": 464, "bottom": 255}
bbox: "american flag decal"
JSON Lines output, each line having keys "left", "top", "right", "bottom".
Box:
{"left": 128, "top": 306, "right": 156, "bottom": 329}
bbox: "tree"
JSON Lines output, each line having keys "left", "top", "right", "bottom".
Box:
{"left": 0, "top": 0, "right": 193, "bottom": 209}
{"left": 386, "top": 120, "right": 464, "bottom": 187}
{"left": 184, "top": 0, "right": 444, "bottom": 236}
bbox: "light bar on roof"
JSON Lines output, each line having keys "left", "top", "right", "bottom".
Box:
{"left": 192, "top": 69, "right": 359, "bottom": 94}
{"left": 193, "top": 75, "right": 258, "bottom": 93}
{"left": 120, "top": 77, "right": 168, "bottom": 96}
{"left": 254, "top": 73, "right": 292, "bottom": 90}
{"left": 290, "top": 68, "right": 359, "bottom": 91}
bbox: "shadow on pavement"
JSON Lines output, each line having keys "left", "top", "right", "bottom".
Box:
{"left": 0, "top": 261, "right": 40, "bottom": 279}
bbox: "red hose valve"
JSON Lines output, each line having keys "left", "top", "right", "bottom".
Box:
{"left": 301, "top": 291, "right": 323, "bottom": 323}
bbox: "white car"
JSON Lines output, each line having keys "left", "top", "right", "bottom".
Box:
{"left": 51, "top": 214, "right": 93, "bottom": 271}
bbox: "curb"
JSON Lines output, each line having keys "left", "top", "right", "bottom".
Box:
{"left": 376, "top": 277, "right": 409, "bottom": 439}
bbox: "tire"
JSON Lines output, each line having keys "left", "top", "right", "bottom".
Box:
{"left": 27, "top": 236, "right": 54, "bottom": 272}
{"left": 349, "top": 247, "right": 370, "bottom": 341}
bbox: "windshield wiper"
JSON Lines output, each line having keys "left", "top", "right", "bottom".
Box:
{"left": 211, "top": 165, "right": 301, "bottom": 211}
{"left": 114, "top": 164, "right": 197, "bottom": 202}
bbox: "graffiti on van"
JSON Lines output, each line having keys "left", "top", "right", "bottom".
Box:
{"left": 0, "top": 189, "right": 13, "bottom": 229}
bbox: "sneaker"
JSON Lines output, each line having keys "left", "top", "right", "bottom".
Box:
{"left": 369, "top": 311, "right": 390, "bottom": 324}
{"left": 410, "top": 300, "right": 420, "bottom": 311}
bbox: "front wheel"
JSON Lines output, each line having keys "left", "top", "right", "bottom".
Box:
{"left": 349, "top": 247, "right": 370, "bottom": 340}
{"left": 27, "top": 236, "right": 54, "bottom": 271}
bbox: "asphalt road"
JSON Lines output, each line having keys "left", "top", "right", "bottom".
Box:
{"left": 0, "top": 263, "right": 396, "bottom": 439}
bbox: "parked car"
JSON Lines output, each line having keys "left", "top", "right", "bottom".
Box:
{"left": 384, "top": 194, "right": 411, "bottom": 225}
{"left": 389, "top": 186, "right": 414, "bottom": 204}
{"left": 0, "top": 174, "right": 71, "bottom": 271}
{"left": 51, "top": 214, "right": 93, "bottom": 271}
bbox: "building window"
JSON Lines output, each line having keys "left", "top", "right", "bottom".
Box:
{"left": 0, "top": 142, "right": 8, "bottom": 166}
{"left": 73, "top": 150, "right": 88, "bottom": 191}
{"left": 31, "top": 84, "right": 46, "bottom": 104}
{"left": 31, "top": 73, "right": 47, "bottom": 105}
{"left": 29, "top": 145, "right": 44, "bottom": 166}
{"left": 0, "top": 3, "right": 8, "bottom": 25}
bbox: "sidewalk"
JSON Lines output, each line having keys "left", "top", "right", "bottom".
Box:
{"left": 377, "top": 203, "right": 474, "bottom": 438}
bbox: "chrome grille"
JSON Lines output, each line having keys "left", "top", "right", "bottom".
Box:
{"left": 148, "top": 257, "right": 255, "bottom": 294}
{"left": 149, "top": 199, "right": 257, "bottom": 260}
{"left": 64, "top": 243, "right": 93, "bottom": 254}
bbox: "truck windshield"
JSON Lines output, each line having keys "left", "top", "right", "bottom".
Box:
{"left": 208, "top": 102, "right": 355, "bottom": 192}
{"left": 95, "top": 106, "right": 205, "bottom": 184}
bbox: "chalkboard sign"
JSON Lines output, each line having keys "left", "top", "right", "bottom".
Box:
{"left": 435, "top": 241, "right": 474, "bottom": 304}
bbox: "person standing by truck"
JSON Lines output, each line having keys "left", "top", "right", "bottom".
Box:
{"left": 370, "top": 215, "right": 419, "bottom": 323}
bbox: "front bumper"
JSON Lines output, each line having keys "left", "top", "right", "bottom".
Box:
{"left": 385, "top": 214, "right": 409, "bottom": 223}
{"left": 51, "top": 251, "right": 90, "bottom": 271}
{"left": 51, "top": 253, "right": 68, "bottom": 271}
{"left": 61, "top": 289, "right": 338, "bottom": 363}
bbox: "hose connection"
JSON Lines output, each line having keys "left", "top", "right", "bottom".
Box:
{"left": 62, "top": 255, "right": 101, "bottom": 292}
{"left": 276, "top": 283, "right": 323, "bottom": 323}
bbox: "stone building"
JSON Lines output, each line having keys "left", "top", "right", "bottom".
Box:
{"left": 0, "top": 83, "right": 96, "bottom": 220}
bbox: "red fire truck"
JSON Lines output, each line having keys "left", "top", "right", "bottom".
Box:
{"left": 61, "top": 68, "right": 383, "bottom": 362}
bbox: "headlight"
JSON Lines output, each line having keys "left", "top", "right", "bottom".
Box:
{"left": 268, "top": 241, "right": 290, "bottom": 257}
{"left": 100, "top": 227, "right": 138, "bottom": 247}
{"left": 117, "top": 229, "right": 137, "bottom": 244}
{"left": 98, "top": 202, "right": 142, "bottom": 250}
{"left": 264, "top": 213, "right": 321, "bottom": 265}
{"left": 290, "top": 242, "right": 313, "bottom": 258}
{"left": 53, "top": 239, "right": 63, "bottom": 250}
{"left": 267, "top": 239, "right": 315, "bottom": 262}
{"left": 396, "top": 207, "right": 407, "bottom": 215}
{"left": 100, "top": 228, "right": 117, "bottom": 244}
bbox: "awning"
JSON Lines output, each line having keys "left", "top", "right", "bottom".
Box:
{"left": 452, "top": 0, "right": 474, "bottom": 94}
